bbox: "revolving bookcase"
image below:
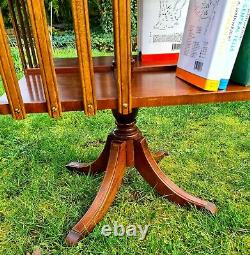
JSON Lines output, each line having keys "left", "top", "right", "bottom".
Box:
{"left": 1, "top": 0, "right": 250, "bottom": 246}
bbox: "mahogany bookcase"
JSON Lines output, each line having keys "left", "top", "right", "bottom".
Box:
{"left": 1, "top": 0, "right": 250, "bottom": 246}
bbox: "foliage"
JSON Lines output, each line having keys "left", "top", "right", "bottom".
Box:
{"left": 0, "top": 0, "right": 138, "bottom": 34}
{"left": 9, "top": 30, "right": 137, "bottom": 54}
{"left": 0, "top": 0, "right": 7, "bottom": 9}
{"left": 91, "top": 31, "right": 114, "bottom": 52}
{"left": 97, "top": 0, "right": 137, "bottom": 35}
{"left": 10, "top": 47, "right": 23, "bottom": 74}
{"left": 0, "top": 0, "right": 8, "bottom": 22}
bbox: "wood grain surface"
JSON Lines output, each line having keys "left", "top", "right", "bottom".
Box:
{"left": 1, "top": 57, "right": 250, "bottom": 115}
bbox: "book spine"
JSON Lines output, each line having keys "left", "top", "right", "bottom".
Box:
{"left": 218, "top": 0, "right": 250, "bottom": 90}
{"left": 207, "top": 0, "right": 239, "bottom": 83}
{"left": 231, "top": 19, "right": 250, "bottom": 86}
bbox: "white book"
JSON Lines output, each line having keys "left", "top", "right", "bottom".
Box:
{"left": 177, "top": 0, "right": 249, "bottom": 91}
{"left": 219, "top": 0, "right": 250, "bottom": 90}
{"left": 138, "top": 0, "right": 189, "bottom": 63}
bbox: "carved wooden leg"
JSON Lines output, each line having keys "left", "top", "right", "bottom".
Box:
{"left": 64, "top": 109, "right": 217, "bottom": 246}
{"left": 66, "top": 136, "right": 112, "bottom": 175}
{"left": 134, "top": 138, "right": 217, "bottom": 214}
{"left": 66, "top": 141, "right": 127, "bottom": 246}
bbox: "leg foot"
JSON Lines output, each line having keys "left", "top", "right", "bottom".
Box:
{"left": 153, "top": 151, "right": 169, "bottom": 162}
{"left": 134, "top": 138, "right": 217, "bottom": 214}
{"left": 66, "top": 230, "right": 82, "bottom": 246}
{"left": 65, "top": 141, "right": 127, "bottom": 246}
{"left": 66, "top": 136, "right": 111, "bottom": 175}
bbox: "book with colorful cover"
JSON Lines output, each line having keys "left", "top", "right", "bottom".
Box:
{"left": 138, "top": 0, "right": 189, "bottom": 64}
{"left": 177, "top": 0, "right": 250, "bottom": 91}
{"left": 219, "top": 1, "right": 250, "bottom": 90}
{"left": 231, "top": 19, "right": 250, "bottom": 86}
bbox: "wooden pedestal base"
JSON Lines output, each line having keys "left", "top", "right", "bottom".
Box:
{"left": 65, "top": 109, "right": 217, "bottom": 246}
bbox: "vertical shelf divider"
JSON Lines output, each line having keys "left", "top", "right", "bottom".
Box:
{"left": 112, "top": 0, "right": 132, "bottom": 114}
{"left": 27, "top": 0, "right": 62, "bottom": 118}
{"left": 0, "top": 10, "right": 26, "bottom": 120}
{"left": 71, "top": 0, "right": 97, "bottom": 116}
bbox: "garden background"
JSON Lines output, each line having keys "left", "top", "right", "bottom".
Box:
{"left": 0, "top": 1, "right": 249, "bottom": 254}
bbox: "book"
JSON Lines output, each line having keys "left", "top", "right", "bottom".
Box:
{"left": 218, "top": 1, "right": 250, "bottom": 90}
{"left": 176, "top": 0, "right": 250, "bottom": 91}
{"left": 231, "top": 19, "right": 250, "bottom": 86}
{"left": 138, "top": 0, "right": 190, "bottom": 65}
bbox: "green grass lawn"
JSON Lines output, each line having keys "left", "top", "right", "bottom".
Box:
{"left": 0, "top": 49, "right": 249, "bottom": 254}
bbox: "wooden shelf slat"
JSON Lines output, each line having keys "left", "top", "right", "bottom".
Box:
{"left": 0, "top": 10, "right": 26, "bottom": 119}
{"left": 1, "top": 57, "right": 250, "bottom": 115}
{"left": 72, "top": 0, "right": 97, "bottom": 116}
{"left": 27, "top": 0, "right": 62, "bottom": 118}
{"left": 113, "top": 0, "right": 132, "bottom": 114}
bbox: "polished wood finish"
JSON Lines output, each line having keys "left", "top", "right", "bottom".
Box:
{"left": 25, "top": 57, "right": 114, "bottom": 75}
{"left": 1, "top": 57, "right": 250, "bottom": 115}
{"left": 27, "top": 0, "right": 62, "bottom": 118}
{"left": 113, "top": 0, "right": 132, "bottom": 114}
{"left": 72, "top": 0, "right": 96, "bottom": 116}
{"left": 0, "top": 11, "right": 26, "bottom": 120}
{"left": 65, "top": 109, "right": 217, "bottom": 245}
{"left": 66, "top": 135, "right": 168, "bottom": 175}
{"left": 66, "top": 140, "right": 127, "bottom": 245}
{"left": 134, "top": 138, "right": 216, "bottom": 212}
